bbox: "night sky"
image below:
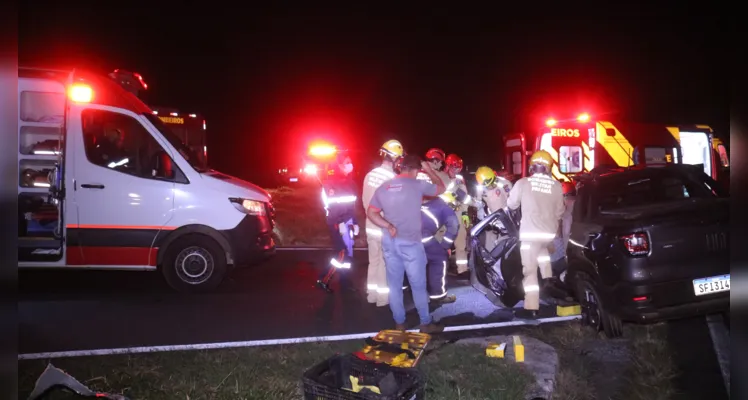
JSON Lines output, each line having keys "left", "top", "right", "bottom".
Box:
{"left": 18, "top": 3, "right": 728, "bottom": 184}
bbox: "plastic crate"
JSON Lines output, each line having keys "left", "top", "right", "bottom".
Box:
{"left": 302, "top": 354, "right": 424, "bottom": 400}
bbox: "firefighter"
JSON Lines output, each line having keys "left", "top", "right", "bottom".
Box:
{"left": 363, "top": 139, "right": 404, "bottom": 306}
{"left": 506, "top": 150, "right": 566, "bottom": 319}
{"left": 441, "top": 154, "right": 470, "bottom": 276}
{"left": 474, "top": 166, "right": 513, "bottom": 250}
{"left": 421, "top": 191, "right": 461, "bottom": 304}
{"left": 316, "top": 153, "right": 360, "bottom": 293}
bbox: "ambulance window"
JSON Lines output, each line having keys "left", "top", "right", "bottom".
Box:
{"left": 511, "top": 151, "right": 523, "bottom": 175}
{"left": 81, "top": 109, "right": 179, "bottom": 181}
{"left": 678, "top": 131, "right": 711, "bottom": 176}
{"left": 559, "top": 146, "right": 583, "bottom": 173}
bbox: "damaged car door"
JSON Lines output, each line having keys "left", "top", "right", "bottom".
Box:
{"left": 469, "top": 208, "right": 526, "bottom": 307}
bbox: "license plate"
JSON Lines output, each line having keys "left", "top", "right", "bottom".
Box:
{"left": 693, "top": 274, "right": 730, "bottom": 296}
{"left": 289, "top": 177, "right": 298, "bottom": 182}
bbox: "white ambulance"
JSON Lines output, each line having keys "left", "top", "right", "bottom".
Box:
{"left": 17, "top": 67, "right": 276, "bottom": 292}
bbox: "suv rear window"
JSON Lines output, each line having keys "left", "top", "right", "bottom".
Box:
{"left": 593, "top": 169, "right": 718, "bottom": 213}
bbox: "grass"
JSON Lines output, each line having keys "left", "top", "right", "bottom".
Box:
{"left": 522, "top": 321, "right": 678, "bottom": 400}
{"left": 268, "top": 185, "right": 368, "bottom": 247}
{"left": 18, "top": 340, "right": 532, "bottom": 400}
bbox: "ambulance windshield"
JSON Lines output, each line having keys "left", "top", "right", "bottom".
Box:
{"left": 144, "top": 113, "right": 208, "bottom": 172}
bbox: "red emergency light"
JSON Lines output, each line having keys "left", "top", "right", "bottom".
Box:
{"left": 577, "top": 113, "right": 590, "bottom": 123}
{"left": 546, "top": 118, "right": 557, "bottom": 127}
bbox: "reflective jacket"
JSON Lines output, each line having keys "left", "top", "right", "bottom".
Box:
{"left": 506, "top": 173, "right": 565, "bottom": 242}
{"left": 421, "top": 197, "right": 460, "bottom": 249}
{"left": 362, "top": 165, "right": 395, "bottom": 237}
{"left": 321, "top": 174, "right": 358, "bottom": 225}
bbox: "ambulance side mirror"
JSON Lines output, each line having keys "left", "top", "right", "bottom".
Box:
{"left": 605, "top": 128, "right": 616, "bottom": 137}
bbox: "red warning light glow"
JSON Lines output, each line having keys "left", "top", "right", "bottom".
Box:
{"left": 546, "top": 118, "right": 557, "bottom": 127}
{"left": 577, "top": 113, "right": 590, "bottom": 123}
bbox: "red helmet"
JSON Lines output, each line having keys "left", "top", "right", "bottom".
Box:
{"left": 425, "top": 148, "right": 446, "bottom": 162}
{"left": 445, "top": 154, "right": 463, "bottom": 170}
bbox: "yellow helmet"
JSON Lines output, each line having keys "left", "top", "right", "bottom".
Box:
{"left": 530, "top": 150, "right": 554, "bottom": 167}
{"left": 438, "top": 191, "right": 458, "bottom": 207}
{"left": 380, "top": 140, "right": 404, "bottom": 158}
{"left": 475, "top": 166, "right": 497, "bottom": 187}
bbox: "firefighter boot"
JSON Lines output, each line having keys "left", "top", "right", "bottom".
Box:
{"left": 542, "top": 278, "right": 572, "bottom": 301}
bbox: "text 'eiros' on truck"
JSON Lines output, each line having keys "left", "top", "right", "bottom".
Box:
{"left": 17, "top": 67, "right": 275, "bottom": 293}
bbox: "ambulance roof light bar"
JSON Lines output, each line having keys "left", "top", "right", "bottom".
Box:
{"left": 545, "top": 113, "right": 591, "bottom": 127}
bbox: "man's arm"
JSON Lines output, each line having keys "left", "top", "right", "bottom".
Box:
{"left": 421, "top": 162, "right": 445, "bottom": 194}
{"left": 506, "top": 179, "right": 523, "bottom": 210}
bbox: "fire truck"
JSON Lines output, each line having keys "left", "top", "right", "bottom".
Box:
{"left": 503, "top": 113, "right": 730, "bottom": 185}
{"left": 108, "top": 69, "right": 208, "bottom": 167}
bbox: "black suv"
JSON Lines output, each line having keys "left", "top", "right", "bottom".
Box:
{"left": 566, "top": 164, "right": 730, "bottom": 337}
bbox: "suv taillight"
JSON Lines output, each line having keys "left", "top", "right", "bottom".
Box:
{"left": 620, "top": 233, "right": 650, "bottom": 256}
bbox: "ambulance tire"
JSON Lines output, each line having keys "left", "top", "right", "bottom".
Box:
{"left": 161, "top": 233, "right": 228, "bottom": 293}
{"left": 575, "top": 274, "right": 623, "bottom": 339}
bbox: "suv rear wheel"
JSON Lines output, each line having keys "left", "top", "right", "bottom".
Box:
{"left": 575, "top": 273, "right": 623, "bottom": 338}
{"left": 161, "top": 233, "right": 228, "bottom": 293}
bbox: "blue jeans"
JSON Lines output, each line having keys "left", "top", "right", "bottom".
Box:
{"left": 382, "top": 235, "right": 432, "bottom": 325}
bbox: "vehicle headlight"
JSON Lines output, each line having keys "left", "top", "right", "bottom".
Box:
{"left": 229, "top": 198, "right": 267, "bottom": 216}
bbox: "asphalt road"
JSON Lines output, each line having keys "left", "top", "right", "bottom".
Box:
{"left": 18, "top": 249, "right": 524, "bottom": 355}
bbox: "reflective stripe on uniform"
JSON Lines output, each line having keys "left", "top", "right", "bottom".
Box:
{"left": 366, "top": 228, "right": 382, "bottom": 237}
{"left": 366, "top": 168, "right": 395, "bottom": 187}
{"left": 456, "top": 260, "right": 467, "bottom": 265}
{"left": 421, "top": 207, "right": 439, "bottom": 228}
{"left": 537, "top": 255, "right": 551, "bottom": 263}
{"left": 330, "top": 258, "right": 351, "bottom": 269}
{"left": 376, "top": 287, "right": 390, "bottom": 294}
{"left": 421, "top": 236, "right": 433, "bottom": 243}
{"left": 367, "top": 284, "right": 378, "bottom": 290}
{"left": 442, "top": 236, "right": 454, "bottom": 243}
{"left": 520, "top": 232, "right": 556, "bottom": 241}
{"left": 524, "top": 284, "right": 540, "bottom": 292}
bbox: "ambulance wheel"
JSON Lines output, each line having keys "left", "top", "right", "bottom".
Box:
{"left": 575, "top": 274, "right": 623, "bottom": 338}
{"left": 161, "top": 234, "right": 227, "bottom": 293}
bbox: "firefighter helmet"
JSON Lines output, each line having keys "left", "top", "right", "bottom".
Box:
{"left": 530, "top": 150, "right": 554, "bottom": 167}
{"left": 475, "top": 166, "right": 497, "bottom": 187}
{"left": 425, "top": 148, "right": 446, "bottom": 162}
{"left": 380, "top": 140, "right": 404, "bottom": 159}
{"left": 439, "top": 191, "right": 458, "bottom": 207}
{"left": 445, "top": 154, "right": 463, "bottom": 171}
